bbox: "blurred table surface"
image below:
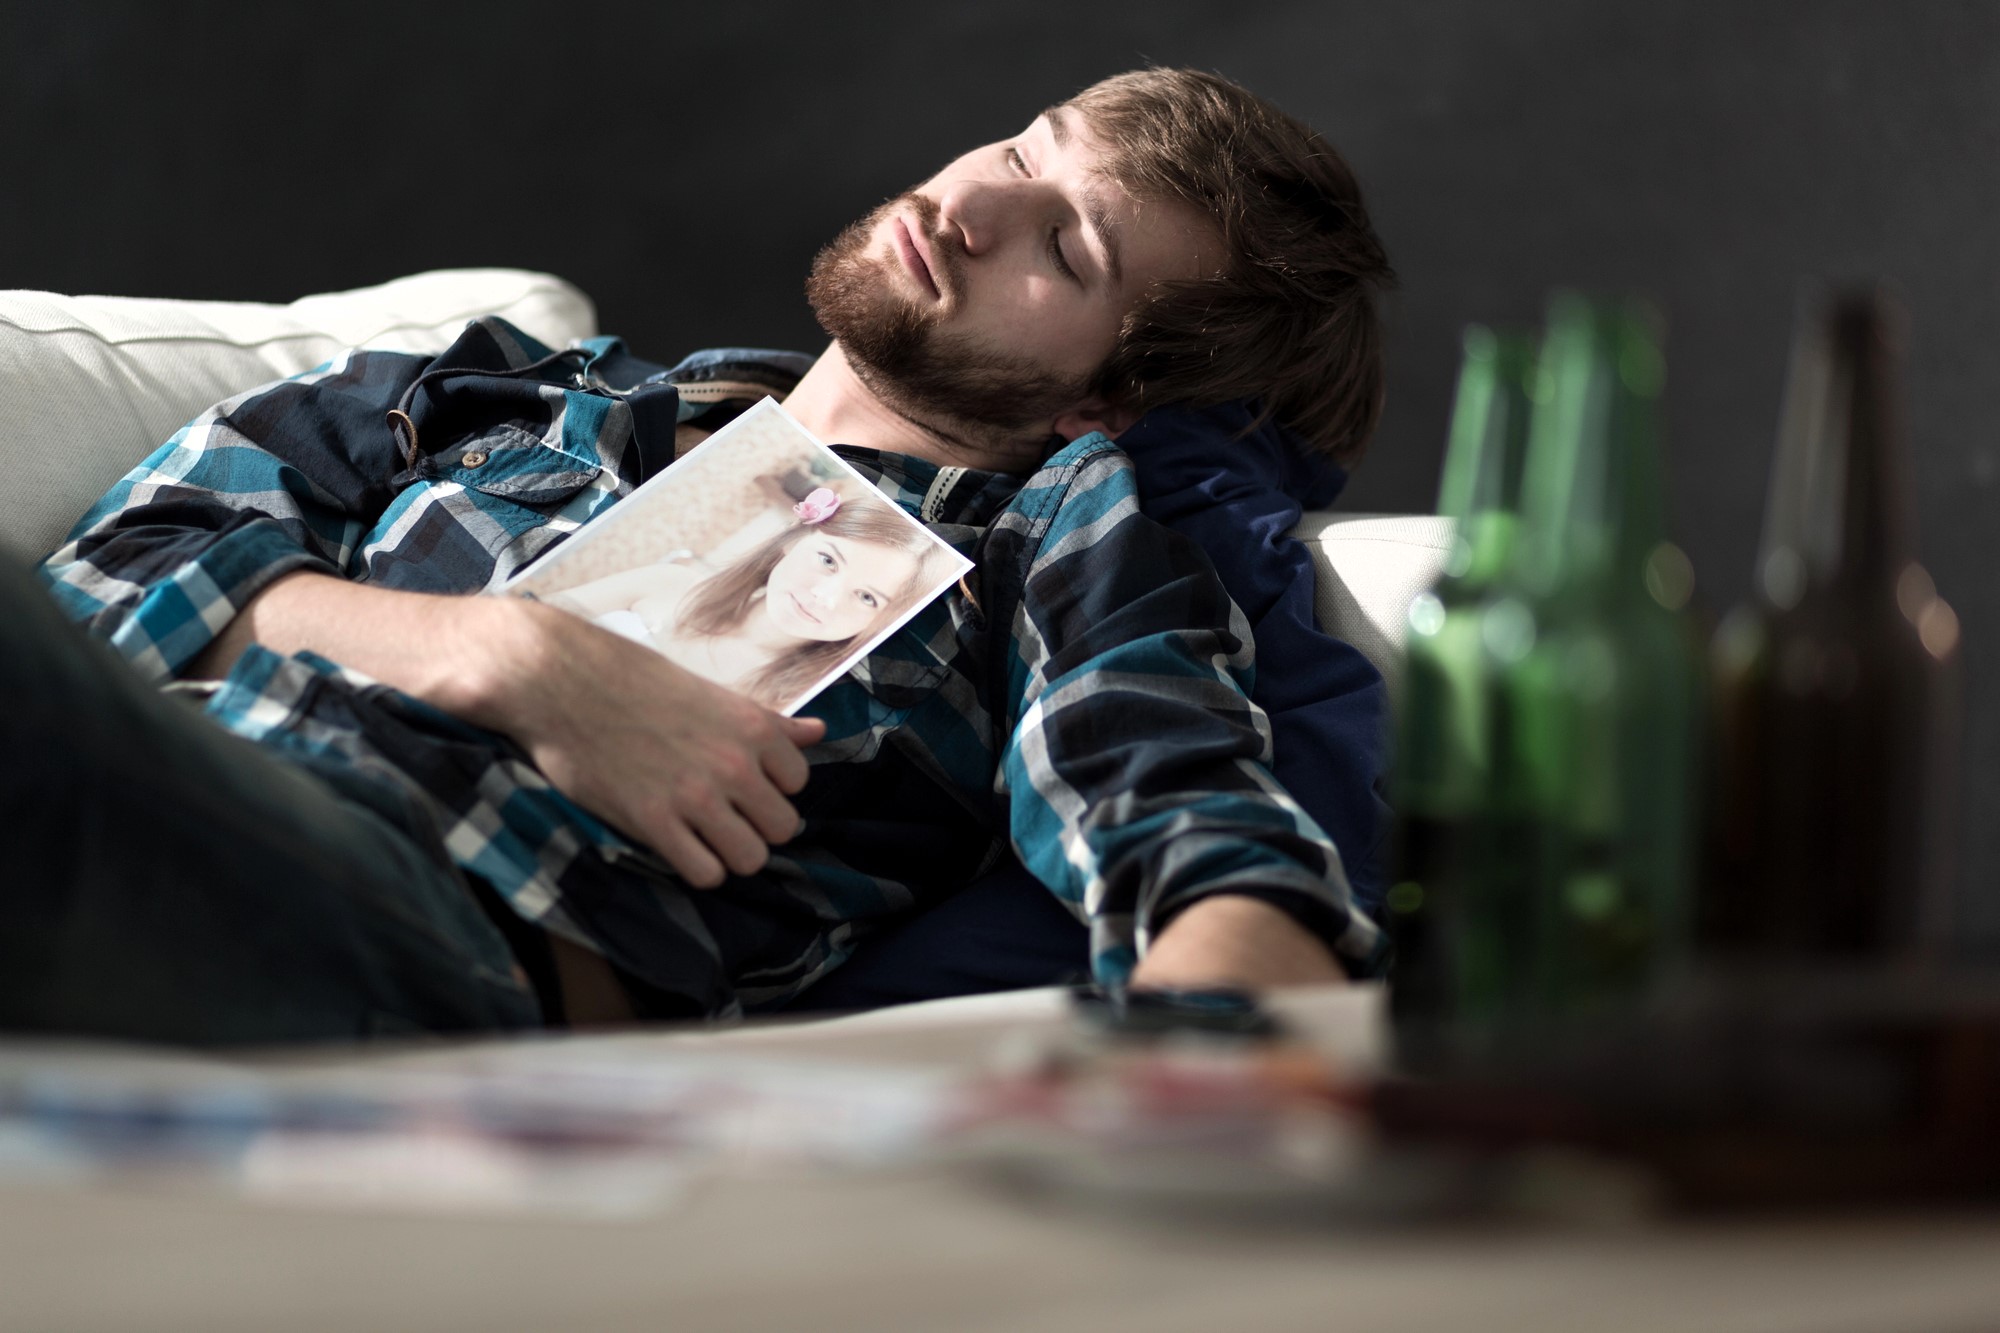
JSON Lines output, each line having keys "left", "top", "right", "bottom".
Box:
{"left": 3, "top": 984, "right": 1998, "bottom": 1333}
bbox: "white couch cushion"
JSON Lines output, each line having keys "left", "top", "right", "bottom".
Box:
{"left": 0, "top": 268, "right": 597, "bottom": 562}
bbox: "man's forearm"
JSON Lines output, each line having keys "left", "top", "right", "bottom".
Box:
{"left": 1131, "top": 894, "right": 1346, "bottom": 991}
{"left": 187, "top": 571, "right": 825, "bottom": 888}
{"left": 187, "top": 571, "right": 541, "bottom": 729}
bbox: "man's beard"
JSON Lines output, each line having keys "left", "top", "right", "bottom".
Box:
{"left": 805, "top": 190, "right": 1097, "bottom": 451}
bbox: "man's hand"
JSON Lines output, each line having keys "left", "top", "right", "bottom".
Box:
{"left": 471, "top": 601, "right": 825, "bottom": 887}
{"left": 191, "top": 572, "right": 824, "bottom": 887}
{"left": 1130, "top": 894, "right": 1345, "bottom": 992}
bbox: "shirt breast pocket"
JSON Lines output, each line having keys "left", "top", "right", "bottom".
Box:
{"left": 362, "top": 426, "right": 611, "bottom": 591}
{"left": 420, "top": 424, "right": 604, "bottom": 507}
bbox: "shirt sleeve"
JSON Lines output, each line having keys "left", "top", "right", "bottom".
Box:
{"left": 37, "top": 346, "right": 431, "bottom": 683}
{"left": 990, "top": 438, "right": 1389, "bottom": 984}
{"left": 1120, "top": 403, "right": 1394, "bottom": 917}
{"left": 36, "top": 312, "right": 612, "bottom": 683}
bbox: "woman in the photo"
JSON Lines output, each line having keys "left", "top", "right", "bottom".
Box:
{"left": 545, "top": 487, "right": 938, "bottom": 712}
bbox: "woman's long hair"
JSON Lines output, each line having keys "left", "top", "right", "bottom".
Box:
{"left": 680, "top": 490, "right": 934, "bottom": 708}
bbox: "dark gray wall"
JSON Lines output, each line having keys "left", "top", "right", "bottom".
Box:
{"left": 8, "top": 1, "right": 1996, "bottom": 940}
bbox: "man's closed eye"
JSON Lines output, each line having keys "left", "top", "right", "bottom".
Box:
{"left": 1007, "top": 146, "right": 1083, "bottom": 285}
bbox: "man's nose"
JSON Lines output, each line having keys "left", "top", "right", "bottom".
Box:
{"left": 937, "top": 177, "right": 1044, "bottom": 258}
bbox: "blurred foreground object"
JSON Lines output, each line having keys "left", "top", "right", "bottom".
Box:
{"left": 1706, "top": 287, "right": 1963, "bottom": 958}
{"left": 1492, "top": 295, "right": 1702, "bottom": 1026}
{"left": 1388, "top": 327, "right": 1537, "bottom": 1037}
{"left": 1371, "top": 976, "right": 2000, "bottom": 1210}
{"left": 1392, "top": 295, "right": 1704, "bottom": 1059}
{"left": 1374, "top": 288, "right": 1989, "bottom": 1213}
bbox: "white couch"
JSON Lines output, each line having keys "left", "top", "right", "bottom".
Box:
{"left": 0, "top": 268, "right": 1450, "bottom": 685}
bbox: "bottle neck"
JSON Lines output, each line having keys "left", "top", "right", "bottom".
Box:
{"left": 1436, "top": 328, "right": 1535, "bottom": 595}
{"left": 1756, "top": 292, "right": 1915, "bottom": 606}
{"left": 1514, "top": 296, "right": 1669, "bottom": 601}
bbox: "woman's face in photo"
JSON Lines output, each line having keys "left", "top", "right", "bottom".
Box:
{"left": 762, "top": 530, "right": 922, "bottom": 642}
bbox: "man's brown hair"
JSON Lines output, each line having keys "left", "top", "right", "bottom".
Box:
{"left": 1062, "top": 68, "right": 1395, "bottom": 463}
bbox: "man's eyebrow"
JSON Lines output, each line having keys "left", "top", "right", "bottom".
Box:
{"left": 1042, "top": 108, "right": 1123, "bottom": 286}
{"left": 1080, "top": 183, "right": 1123, "bottom": 286}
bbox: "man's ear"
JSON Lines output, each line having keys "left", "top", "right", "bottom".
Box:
{"left": 1050, "top": 397, "right": 1144, "bottom": 443}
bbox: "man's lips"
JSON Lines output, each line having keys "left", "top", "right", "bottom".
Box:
{"left": 892, "top": 216, "right": 941, "bottom": 300}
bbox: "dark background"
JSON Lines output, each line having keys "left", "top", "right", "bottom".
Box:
{"left": 8, "top": 1, "right": 1996, "bottom": 942}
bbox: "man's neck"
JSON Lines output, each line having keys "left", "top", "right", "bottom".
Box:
{"left": 783, "top": 343, "right": 996, "bottom": 471}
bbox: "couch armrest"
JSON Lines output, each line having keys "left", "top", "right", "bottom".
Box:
{"left": 1291, "top": 511, "right": 1455, "bottom": 690}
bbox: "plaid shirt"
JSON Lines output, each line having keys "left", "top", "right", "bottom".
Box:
{"left": 40, "top": 317, "right": 1385, "bottom": 1016}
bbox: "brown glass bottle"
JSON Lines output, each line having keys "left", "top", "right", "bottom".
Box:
{"left": 1706, "top": 289, "right": 1962, "bottom": 958}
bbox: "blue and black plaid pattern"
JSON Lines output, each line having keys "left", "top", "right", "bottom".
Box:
{"left": 40, "top": 318, "right": 1385, "bottom": 1016}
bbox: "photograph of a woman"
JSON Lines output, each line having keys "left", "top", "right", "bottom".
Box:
{"left": 543, "top": 485, "right": 939, "bottom": 711}
{"left": 504, "top": 398, "right": 970, "bottom": 715}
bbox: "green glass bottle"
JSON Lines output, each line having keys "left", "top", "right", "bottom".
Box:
{"left": 1482, "top": 294, "right": 1702, "bottom": 1025}
{"left": 1388, "top": 327, "right": 1537, "bottom": 1041}
{"left": 1706, "top": 289, "right": 1962, "bottom": 959}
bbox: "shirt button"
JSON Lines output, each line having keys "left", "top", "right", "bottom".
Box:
{"left": 462, "top": 450, "right": 489, "bottom": 468}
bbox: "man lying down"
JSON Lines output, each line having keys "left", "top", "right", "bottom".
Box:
{"left": 11, "top": 68, "right": 1398, "bottom": 1042}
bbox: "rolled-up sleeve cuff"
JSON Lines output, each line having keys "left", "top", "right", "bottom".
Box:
{"left": 107, "top": 521, "right": 339, "bottom": 682}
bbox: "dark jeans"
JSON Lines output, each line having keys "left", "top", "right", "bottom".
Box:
{"left": 0, "top": 557, "right": 541, "bottom": 1045}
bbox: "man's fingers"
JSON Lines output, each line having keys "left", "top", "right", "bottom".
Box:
{"left": 782, "top": 714, "right": 827, "bottom": 744}
{"left": 649, "top": 820, "right": 728, "bottom": 890}
{"left": 688, "top": 804, "right": 774, "bottom": 880}
{"left": 730, "top": 774, "right": 805, "bottom": 846}
{"left": 648, "top": 805, "right": 777, "bottom": 888}
{"left": 514, "top": 636, "right": 826, "bottom": 886}
{"left": 761, "top": 726, "right": 819, "bottom": 795}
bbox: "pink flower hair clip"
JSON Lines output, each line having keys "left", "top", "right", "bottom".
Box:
{"left": 793, "top": 487, "right": 841, "bottom": 524}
